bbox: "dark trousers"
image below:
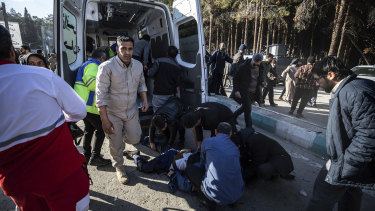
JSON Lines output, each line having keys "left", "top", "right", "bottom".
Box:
{"left": 234, "top": 91, "right": 254, "bottom": 128}
{"left": 83, "top": 112, "right": 105, "bottom": 158}
{"left": 307, "top": 166, "right": 362, "bottom": 211}
{"left": 311, "top": 86, "right": 319, "bottom": 104}
{"left": 212, "top": 73, "right": 224, "bottom": 94}
{"left": 290, "top": 88, "right": 313, "bottom": 114}
{"left": 280, "top": 88, "right": 286, "bottom": 98}
{"left": 262, "top": 85, "right": 275, "bottom": 104}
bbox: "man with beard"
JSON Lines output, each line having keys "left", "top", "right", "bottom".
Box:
{"left": 307, "top": 57, "right": 375, "bottom": 210}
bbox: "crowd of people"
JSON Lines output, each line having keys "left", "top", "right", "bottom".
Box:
{"left": 1, "top": 23, "right": 374, "bottom": 211}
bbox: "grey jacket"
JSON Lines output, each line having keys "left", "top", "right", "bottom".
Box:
{"left": 325, "top": 74, "right": 375, "bottom": 190}
{"left": 96, "top": 56, "right": 147, "bottom": 118}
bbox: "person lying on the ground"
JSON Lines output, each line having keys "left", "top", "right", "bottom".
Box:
{"left": 125, "top": 148, "right": 193, "bottom": 174}
{"left": 182, "top": 102, "right": 237, "bottom": 149}
{"left": 232, "top": 128, "right": 294, "bottom": 182}
{"left": 185, "top": 122, "right": 244, "bottom": 208}
{"left": 149, "top": 96, "right": 187, "bottom": 151}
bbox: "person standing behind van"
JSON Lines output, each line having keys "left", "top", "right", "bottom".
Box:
{"left": 74, "top": 49, "right": 111, "bottom": 166}
{"left": 209, "top": 43, "right": 233, "bottom": 95}
{"left": 133, "top": 34, "right": 151, "bottom": 70}
{"left": 281, "top": 58, "right": 299, "bottom": 104}
{"left": 96, "top": 36, "right": 149, "bottom": 185}
{"left": 148, "top": 46, "right": 182, "bottom": 112}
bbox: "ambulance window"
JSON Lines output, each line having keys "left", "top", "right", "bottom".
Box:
{"left": 178, "top": 19, "right": 199, "bottom": 64}
{"left": 62, "top": 7, "right": 77, "bottom": 64}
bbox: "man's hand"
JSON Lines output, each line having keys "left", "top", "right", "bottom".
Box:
{"left": 150, "top": 142, "right": 156, "bottom": 151}
{"left": 235, "top": 91, "right": 241, "bottom": 99}
{"left": 102, "top": 118, "right": 114, "bottom": 134}
{"left": 142, "top": 101, "right": 149, "bottom": 112}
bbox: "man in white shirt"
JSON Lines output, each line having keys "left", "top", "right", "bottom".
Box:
{"left": 96, "top": 36, "right": 148, "bottom": 185}
{"left": 0, "top": 25, "right": 89, "bottom": 211}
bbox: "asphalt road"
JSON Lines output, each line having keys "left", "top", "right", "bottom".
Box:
{"left": 1, "top": 117, "right": 374, "bottom": 211}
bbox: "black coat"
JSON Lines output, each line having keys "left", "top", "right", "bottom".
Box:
{"left": 232, "top": 59, "right": 264, "bottom": 103}
{"left": 238, "top": 128, "right": 294, "bottom": 177}
{"left": 325, "top": 75, "right": 375, "bottom": 190}
{"left": 193, "top": 102, "right": 236, "bottom": 142}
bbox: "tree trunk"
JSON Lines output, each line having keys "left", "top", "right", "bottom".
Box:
{"left": 209, "top": 12, "right": 213, "bottom": 52}
{"left": 349, "top": 37, "right": 370, "bottom": 65}
{"left": 266, "top": 21, "right": 271, "bottom": 54}
{"left": 244, "top": 0, "right": 249, "bottom": 47}
{"left": 230, "top": 21, "right": 234, "bottom": 56}
{"left": 220, "top": 18, "right": 224, "bottom": 43}
{"left": 227, "top": 21, "right": 231, "bottom": 53}
{"left": 288, "top": 32, "right": 294, "bottom": 57}
{"left": 256, "top": 2, "right": 264, "bottom": 53}
{"left": 328, "top": 0, "right": 347, "bottom": 56}
{"left": 253, "top": 2, "right": 259, "bottom": 54}
{"left": 309, "top": 23, "right": 317, "bottom": 56}
{"left": 277, "top": 23, "right": 282, "bottom": 44}
{"left": 337, "top": 4, "right": 350, "bottom": 59}
{"left": 272, "top": 22, "right": 276, "bottom": 45}
{"left": 216, "top": 26, "right": 219, "bottom": 51}
{"left": 283, "top": 24, "right": 288, "bottom": 45}
{"left": 234, "top": 20, "right": 239, "bottom": 54}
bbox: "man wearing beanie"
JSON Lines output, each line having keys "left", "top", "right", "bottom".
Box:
{"left": 233, "top": 53, "right": 264, "bottom": 128}
{"left": 288, "top": 56, "right": 316, "bottom": 118}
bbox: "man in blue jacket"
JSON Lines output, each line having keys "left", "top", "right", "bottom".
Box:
{"left": 307, "top": 57, "right": 375, "bottom": 211}
{"left": 185, "top": 122, "right": 244, "bottom": 207}
{"left": 209, "top": 43, "right": 233, "bottom": 95}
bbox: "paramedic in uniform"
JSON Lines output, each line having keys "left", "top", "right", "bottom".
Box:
{"left": 0, "top": 25, "right": 90, "bottom": 211}
{"left": 96, "top": 36, "right": 148, "bottom": 185}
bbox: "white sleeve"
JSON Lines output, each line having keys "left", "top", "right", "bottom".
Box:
{"left": 52, "top": 74, "right": 87, "bottom": 122}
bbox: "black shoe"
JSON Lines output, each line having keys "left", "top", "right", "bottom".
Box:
{"left": 88, "top": 156, "right": 111, "bottom": 166}
{"left": 288, "top": 110, "right": 294, "bottom": 115}
{"left": 84, "top": 155, "right": 91, "bottom": 164}
{"left": 123, "top": 150, "right": 140, "bottom": 160}
{"left": 296, "top": 113, "right": 304, "bottom": 118}
{"left": 270, "top": 103, "right": 278, "bottom": 107}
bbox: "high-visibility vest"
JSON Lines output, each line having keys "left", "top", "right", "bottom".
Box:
{"left": 109, "top": 43, "right": 117, "bottom": 58}
{"left": 74, "top": 58, "right": 101, "bottom": 115}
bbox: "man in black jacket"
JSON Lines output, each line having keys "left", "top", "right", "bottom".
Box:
{"left": 262, "top": 55, "right": 278, "bottom": 106}
{"left": 182, "top": 102, "right": 236, "bottom": 149}
{"left": 148, "top": 46, "right": 182, "bottom": 112}
{"left": 233, "top": 128, "right": 294, "bottom": 182}
{"left": 149, "top": 96, "right": 187, "bottom": 151}
{"left": 307, "top": 57, "right": 375, "bottom": 211}
{"left": 232, "top": 53, "right": 264, "bottom": 128}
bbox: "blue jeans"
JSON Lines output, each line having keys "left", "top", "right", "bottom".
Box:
{"left": 306, "top": 165, "right": 362, "bottom": 211}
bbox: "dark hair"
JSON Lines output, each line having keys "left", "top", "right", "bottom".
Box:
{"left": 116, "top": 36, "right": 134, "bottom": 47}
{"left": 266, "top": 53, "right": 274, "bottom": 59}
{"left": 0, "top": 25, "right": 13, "bottom": 60}
{"left": 26, "top": 53, "right": 48, "bottom": 68}
{"left": 182, "top": 112, "right": 200, "bottom": 128}
{"left": 307, "top": 56, "right": 315, "bottom": 64}
{"left": 91, "top": 49, "right": 106, "bottom": 60}
{"left": 21, "top": 45, "right": 31, "bottom": 51}
{"left": 152, "top": 114, "right": 166, "bottom": 130}
{"left": 37, "top": 49, "right": 43, "bottom": 54}
{"left": 312, "top": 56, "right": 353, "bottom": 80}
{"left": 168, "top": 46, "right": 178, "bottom": 58}
{"left": 216, "top": 122, "right": 232, "bottom": 135}
{"left": 142, "top": 34, "right": 151, "bottom": 41}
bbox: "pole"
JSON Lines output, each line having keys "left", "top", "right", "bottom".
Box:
{"left": 1, "top": 2, "right": 9, "bottom": 30}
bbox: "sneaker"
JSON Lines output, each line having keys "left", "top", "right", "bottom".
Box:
{"left": 296, "top": 113, "right": 304, "bottom": 118}
{"left": 116, "top": 166, "right": 129, "bottom": 185}
{"left": 123, "top": 150, "right": 140, "bottom": 160}
{"left": 88, "top": 156, "right": 111, "bottom": 166}
{"left": 307, "top": 102, "right": 312, "bottom": 107}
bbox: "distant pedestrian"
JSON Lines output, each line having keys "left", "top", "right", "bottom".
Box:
{"left": 19, "top": 44, "right": 31, "bottom": 65}
{"left": 148, "top": 46, "right": 182, "bottom": 112}
{"left": 307, "top": 57, "right": 375, "bottom": 211}
{"left": 288, "top": 56, "right": 316, "bottom": 118}
{"left": 232, "top": 53, "right": 264, "bottom": 128}
{"left": 262, "top": 55, "right": 278, "bottom": 106}
{"left": 209, "top": 42, "right": 233, "bottom": 95}
{"left": 281, "top": 58, "right": 298, "bottom": 104}
{"left": 133, "top": 34, "right": 151, "bottom": 70}
{"left": 309, "top": 82, "right": 320, "bottom": 107}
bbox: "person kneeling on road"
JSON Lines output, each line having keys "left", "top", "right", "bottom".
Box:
{"left": 74, "top": 49, "right": 111, "bottom": 166}
{"left": 149, "top": 96, "right": 187, "bottom": 151}
{"left": 182, "top": 102, "right": 237, "bottom": 149}
{"left": 185, "top": 122, "right": 244, "bottom": 208}
{"left": 233, "top": 128, "right": 294, "bottom": 182}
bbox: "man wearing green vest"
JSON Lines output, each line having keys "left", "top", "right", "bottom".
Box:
{"left": 74, "top": 49, "right": 111, "bottom": 166}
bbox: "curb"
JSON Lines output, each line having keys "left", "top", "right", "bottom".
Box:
{"left": 207, "top": 96, "right": 328, "bottom": 157}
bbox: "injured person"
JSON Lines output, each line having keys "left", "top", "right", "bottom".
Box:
{"left": 233, "top": 128, "right": 295, "bottom": 182}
